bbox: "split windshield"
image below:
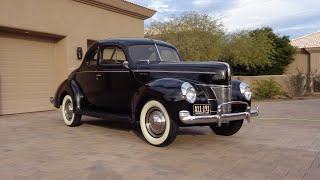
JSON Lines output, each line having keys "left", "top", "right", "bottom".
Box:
{"left": 128, "top": 44, "right": 181, "bottom": 64}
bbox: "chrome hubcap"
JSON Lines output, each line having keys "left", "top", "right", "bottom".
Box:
{"left": 64, "top": 99, "right": 73, "bottom": 121}
{"left": 145, "top": 107, "right": 166, "bottom": 138}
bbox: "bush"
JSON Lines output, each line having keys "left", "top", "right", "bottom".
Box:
{"left": 289, "top": 70, "right": 320, "bottom": 96}
{"left": 314, "top": 74, "right": 320, "bottom": 92}
{"left": 289, "top": 70, "right": 306, "bottom": 96}
{"left": 254, "top": 78, "right": 282, "bottom": 99}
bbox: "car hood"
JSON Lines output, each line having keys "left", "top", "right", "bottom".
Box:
{"left": 134, "top": 61, "right": 228, "bottom": 73}
{"left": 133, "top": 61, "right": 231, "bottom": 85}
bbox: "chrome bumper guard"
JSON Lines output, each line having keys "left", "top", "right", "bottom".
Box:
{"left": 179, "top": 101, "right": 259, "bottom": 126}
{"left": 49, "top": 97, "right": 54, "bottom": 104}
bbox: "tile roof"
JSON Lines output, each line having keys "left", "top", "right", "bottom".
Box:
{"left": 290, "top": 31, "right": 320, "bottom": 48}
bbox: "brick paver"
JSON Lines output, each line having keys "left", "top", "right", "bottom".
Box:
{"left": 0, "top": 99, "right": 320, "bottom": 180}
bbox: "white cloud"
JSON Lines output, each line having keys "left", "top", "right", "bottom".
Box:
{"left": 129, "top": 0, "right": 320, "bottom": 37}
{"left": 192, "top": 0, "right": 213, "bottom": 7}
{"left": 277, "top": 23, "right": 319, "bottom": 32}
{"left": 216, "top": 0, "right": 320, "bottom": 32}
{"left": 146, "top": 0, "right": 176, "bottom": 12}
{"left": 144, "top": 0, "right": 177, "bottom": 21}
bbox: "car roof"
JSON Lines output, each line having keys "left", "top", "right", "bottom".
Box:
{"left": 98, "top": 38, "right": 176, "bottom": 49}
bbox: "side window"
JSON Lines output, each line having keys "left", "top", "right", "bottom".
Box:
{"left": 101, "top": 46, "right": 126, "bottom": 65}
{"left": 116, "top": 48, "right": 126, "bottom": 62}
{"left": 90, "top": 50, "right": 98, "bottom": 65}
{"left": 86, "top": 47, "right": 98, "bottom": 66}
{"left": 101, "top": 47, "right": 115, "bottom": 64}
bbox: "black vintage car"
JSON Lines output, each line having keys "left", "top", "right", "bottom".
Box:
{"left": 51, "top": 38, "right": 259, "bottom": 146}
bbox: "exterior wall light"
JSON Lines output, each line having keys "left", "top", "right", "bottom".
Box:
{"left": 77, "top": 47, "right": 83, "bottom": 60}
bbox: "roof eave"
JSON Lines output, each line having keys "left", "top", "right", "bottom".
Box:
{"left": 73, "top": 0, "right": 156, "bottom": 20}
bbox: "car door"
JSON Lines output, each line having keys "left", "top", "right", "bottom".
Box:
{"left": 94, "top": 45, "right": 131, "bottom": 112}
{"left": 79, "top": 44, "right": 100, "bottom": 107}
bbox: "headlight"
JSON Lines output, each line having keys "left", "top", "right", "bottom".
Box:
{"left": 239, "top": 82, "right": 252, "bottom": 100}
{"left": 181, "top": 82, "right": 196, "bottom": 103}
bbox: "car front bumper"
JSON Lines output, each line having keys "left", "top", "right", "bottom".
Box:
{"left": 179, "top": 101, "right": 259, "bottom": 126}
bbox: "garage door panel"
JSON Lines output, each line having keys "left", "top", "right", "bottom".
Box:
{"left": 21, "top": 70, "right": 49, "bottom": 75}
{"left": 0, "top": 32, "right": 55, "bottom": 115}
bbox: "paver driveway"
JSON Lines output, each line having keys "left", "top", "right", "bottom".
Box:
{"left": 0, "top": 99, "right": 320, "bottom": 180}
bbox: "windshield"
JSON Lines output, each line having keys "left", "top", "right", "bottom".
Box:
{"left": 129, "top": 44, "right": 181, "bottom": 64}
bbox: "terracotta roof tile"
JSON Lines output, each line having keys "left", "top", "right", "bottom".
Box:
{"left": 290, "top": 31, "right": 320, "bottom": 48}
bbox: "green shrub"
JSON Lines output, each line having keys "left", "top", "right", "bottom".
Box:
{"left": 254, "top": 78, "right": 282, "bottom": 99}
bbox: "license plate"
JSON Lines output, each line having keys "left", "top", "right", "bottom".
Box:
{"left": 193, "top": 104, "right": 211, "bottom": 115}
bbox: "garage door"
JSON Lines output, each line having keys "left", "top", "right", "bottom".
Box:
{"left": 0, "top": 32, "right": 55, "bottom": 115}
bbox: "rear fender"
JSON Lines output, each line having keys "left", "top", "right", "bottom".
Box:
{"left": 53, "top": 80, "right": 86, "bottom": 110}
{"left": 53, "top": 80, "right": 70, "bottom": 108}
{"left": 70, "top": 80, "right": 86, "bottom": 110}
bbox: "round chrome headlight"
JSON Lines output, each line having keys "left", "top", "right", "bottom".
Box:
{"left": 181, "top": 82, "right": 196, "bottom": 103}
{"left": 239, "top": 82, "right": 252, "bottom": 100}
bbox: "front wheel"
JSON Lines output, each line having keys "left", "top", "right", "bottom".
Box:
{"left": 210, "top": 120, "right": 243, "bottom": 136}
{"left": 61, "top": 95, "right": 82, "bottom": 127}
{"left": 140, "top": 100, "right": 178, "bottom": 146}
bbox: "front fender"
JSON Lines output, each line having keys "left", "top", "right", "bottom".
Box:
{"left": 231, "top": 79, "right": 251, "bottom": 112}
{"left": 131, "top": 78, "right": 186, "bottom": 123}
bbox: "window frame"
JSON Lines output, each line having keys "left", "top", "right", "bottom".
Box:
{"left": 99, "top": 45, "right": 127, "bottom": 66}
{"left": 84, "top": 44, "right": 100, "bottom": 67}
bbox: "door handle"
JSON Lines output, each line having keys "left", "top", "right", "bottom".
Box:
{"left": 96, "top": 74, "right": 102, "bottom": 80}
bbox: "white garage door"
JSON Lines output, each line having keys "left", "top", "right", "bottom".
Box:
{"left": 0, "top": 32, "right": 55, "bottom": 115}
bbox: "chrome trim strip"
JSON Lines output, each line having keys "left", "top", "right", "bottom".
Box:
{"left": 76, "top": 71, "right": 130, "bottom": 73}
{"left": 132, "top": 70, "right": 217, "bottom": 74}
{"left": 49, "top": 97, "right": 54, "bottom": 104}
{"left": 154, "top": 43, "right": 163, "bottom": 62}
{"left": 218, "top": 62, "right": 231, "bottom": 85}
{"left": 196, "top": 84, "right": 231, "bottom": 88}
{"left": 179, "top": 102, "right": 259, "bottom": 126}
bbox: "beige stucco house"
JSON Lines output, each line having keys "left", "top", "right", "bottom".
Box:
{"left": 287, "top": 31, "right": 320, "bottom": 75}
{"left": 0, "top": 0, "right": 155, "bottom": 115}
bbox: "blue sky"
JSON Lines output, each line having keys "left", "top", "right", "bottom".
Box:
{"left": 129, "top": 0, "right": 320, "bottom": 39}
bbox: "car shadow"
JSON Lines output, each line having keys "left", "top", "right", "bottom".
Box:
{"left": 82, "top": 117, "right": 210, "bottom": 138}
{"left": 83, "top": 118, "right": 133, "bottom": 131}
{"left": 82, "top": 117, "right": 147, "bottom": 142}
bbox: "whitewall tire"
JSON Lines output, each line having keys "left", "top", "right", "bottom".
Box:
{"left": 61, "top": 95, "right": 82, "bottom": 127}
{"left": 140, "top": 100, "right": 178, "bottom": 146}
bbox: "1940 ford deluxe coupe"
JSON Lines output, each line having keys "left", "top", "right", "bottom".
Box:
{"left": 51, "top": 38, "right": 259, "bottom": 146}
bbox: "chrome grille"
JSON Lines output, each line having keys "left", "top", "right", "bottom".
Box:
{"left": 196, "top": 84, "right": 232, "bottom": 114}
{"left": 210, "top": 85, "right": 231, "bottom": 113}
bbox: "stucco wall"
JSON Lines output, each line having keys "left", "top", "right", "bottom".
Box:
{"left": 234, "top": 75, "right": 294, "bottom": 97}
{"left": 308, "top": 49, "right": 320, "bottom": 74}
{"left": 0, "top": 0, "right": 146, "bottom": 88}
{"left": 286, "top": 51, "right": 309, "bottom": 74}
{"left": 286, "top": 48, "right": 320, "bottom": 75}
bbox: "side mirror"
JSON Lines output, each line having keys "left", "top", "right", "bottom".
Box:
{"left": 123, "top": 61, "right": 129, "bottom": 69}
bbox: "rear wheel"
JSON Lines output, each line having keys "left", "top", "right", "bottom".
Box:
{"left": 210, "top": 120, "right": 243, "bottom": 136}
{"left": 61, "top": 95, "right": 82, "bottom": 127}
{"left": 140, "top": 100, "right": 178, "bottom": 146}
